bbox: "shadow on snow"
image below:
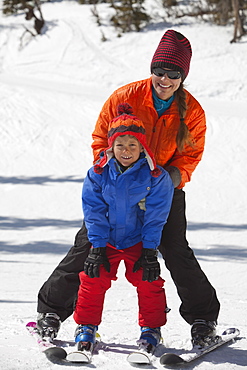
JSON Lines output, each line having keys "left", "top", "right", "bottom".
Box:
{"left": 0, "top": 241, "right": 71, "bottom": 254}
{"left": 0, "top": 175, "right": 84, "bottom": 185}
{"left": 188, "top": 222, "right": 247, "bottom": 231}
{"left": 0, "top": 216, "right": 82, "bottom": 229}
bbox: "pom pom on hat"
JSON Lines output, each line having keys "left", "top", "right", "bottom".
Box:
{"left": 117, "top": 103, "right": 133, "bottom": 115}
{"left": 94, "top": 103, "right": 161, "bottom": 177}
{"left": 151, "top": 29, "right": 192, "bottom": 80}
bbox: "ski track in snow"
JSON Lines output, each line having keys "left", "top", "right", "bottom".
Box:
{"left": 0, "top": 1, "right": 247, "bottom": 369}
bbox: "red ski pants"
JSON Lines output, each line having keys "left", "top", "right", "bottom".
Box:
{"left": 74, "top": 242, "right": 167, "bottom": 328}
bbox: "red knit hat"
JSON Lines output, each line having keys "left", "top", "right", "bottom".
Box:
{"left": 151, "top": 29, "right": 192, "bottom": 80}
{"left": 94, "top": 103, "right": 161, "bottom": 177}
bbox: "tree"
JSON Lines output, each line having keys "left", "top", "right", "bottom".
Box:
{"left": 231, "top": 0, "right": 246, "bottom": 42}
{"left": 110, "top": 0, "right": 150, "bottom": 34}
{"left": 3, "top": 0, "right": 45, "bottom": 35}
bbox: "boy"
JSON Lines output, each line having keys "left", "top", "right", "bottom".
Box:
{"left": 73, "top": 103, "right": 174, "bottom": 357}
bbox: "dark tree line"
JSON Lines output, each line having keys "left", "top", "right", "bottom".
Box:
{"left": 2, "top": 0, "right": 247, "bottom": 43}
{"left": 90, "top": 0, "right": 247, "bottom": 42}
{"left": 163, "top": 0, "right": 246, "bottom": 43}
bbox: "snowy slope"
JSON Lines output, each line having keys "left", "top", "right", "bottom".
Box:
{"left": 0, "top": 1, "right": 247, "bottom": 369}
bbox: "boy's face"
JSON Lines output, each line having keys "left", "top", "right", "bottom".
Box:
{"left": 113, "top": 135, "right": 143, "bottom": 167}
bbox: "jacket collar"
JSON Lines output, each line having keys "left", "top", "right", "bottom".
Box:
{"left": 108, "top": 155, "right": 146, "bottom": 175}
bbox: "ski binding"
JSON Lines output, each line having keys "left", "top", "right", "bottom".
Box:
{"left": 26, "top": 322, "right": 67, "bottom": 361}
{"left": 160, "top": 327, "right": 240, "bottom": 366}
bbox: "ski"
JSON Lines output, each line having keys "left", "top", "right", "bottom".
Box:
{"left": 66, "top": 333, "right": 101, "bottom": 363}
{"left": 26, "top": 322, "right": 67, "bottom": 362}
{"left": 66, "top": 348, "right": 93, "bottom": 363}
{"left": 127, "top": 350, "right": 152, "bottom": 364}
{"left": 160, "top": 327, "right": 240, "bottom": 366}
{"left": 127, "top": 342, "right": 157, "bottom": 365}
{"left": 26, "top": 322, "right": 103, "bottom": 364}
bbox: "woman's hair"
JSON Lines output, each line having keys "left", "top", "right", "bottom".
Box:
{"left": 175, "top": 83, "right": 194, "bottom": 152}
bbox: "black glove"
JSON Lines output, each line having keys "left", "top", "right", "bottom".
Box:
{"left": 133, "top": 248, "right": 160, "bottom": 282}
{"left": 165, "top": 165, "right": 181, "bottom": 188}
{"left": 84, "top": 247, "right": 110, "bottom": 278}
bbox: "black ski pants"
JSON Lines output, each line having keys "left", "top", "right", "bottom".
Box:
{"left": 37, "top": 188, "right": 220, "bottom": 324}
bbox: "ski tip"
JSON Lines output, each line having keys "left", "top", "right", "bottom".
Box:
{"left": 26, "top": 321, "right": 37, "bottom": 328}
{"left": 160, "top": 353, "right": 184, "bottom": 365}
{"left": 44, "top": 347, "right": 67, "bottom": 360}
{"left": 66, "top": 351, "right": 91, "bottom": 363}
{"left": 127, "top": 351, "right": 151, "bottom": 365}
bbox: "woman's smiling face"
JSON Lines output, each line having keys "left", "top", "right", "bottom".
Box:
{"left": 152, "top": 69, "right": 181, "bottom": 100}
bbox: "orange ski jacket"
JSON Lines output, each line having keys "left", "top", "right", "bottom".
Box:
{"left": 92, "top": 77, "right": 206, "bottom": 189}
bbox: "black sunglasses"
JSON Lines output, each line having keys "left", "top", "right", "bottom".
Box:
{"left": 152, "top": 67, "right": 182, "bottom": 80}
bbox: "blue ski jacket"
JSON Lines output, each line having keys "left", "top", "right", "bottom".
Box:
{"left": 82, "top": 155, "right": 174, "bottom": 250}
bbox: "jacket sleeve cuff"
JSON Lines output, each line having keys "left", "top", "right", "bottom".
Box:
{"left": 142, "top": 240, "right": 157, "bottom": 250}
{"left": 91, "top": 241, "right": 107, "bottom": 249}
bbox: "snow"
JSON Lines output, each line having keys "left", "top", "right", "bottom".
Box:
{"left": 0, "top": 1, "right": 247, "bottom": 368}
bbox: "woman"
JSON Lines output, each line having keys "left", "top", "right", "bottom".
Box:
{"left": 37, "top": 30, "right": 220, "bottom": 348}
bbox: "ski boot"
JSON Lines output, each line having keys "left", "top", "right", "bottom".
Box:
{"left": 191, "top": 319, "right": 217, "bottom": 348}
{"left": 36, "top": 313, "right": 61, "bottom": 340}
{"left": 66, "top": 325, "right": 98, "bottom": 363}
{"left": 137, "top": 326, "right": 161, "bottom": 354}
{"left": 75, "top": 324, "right": 98, "bottom": 352}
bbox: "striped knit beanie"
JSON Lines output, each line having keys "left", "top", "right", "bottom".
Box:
{"left": 94, "top": 103, "right": 161, "bottom": 177}
{"left": 151, "top": 30, "right": 192, "bottom": 80}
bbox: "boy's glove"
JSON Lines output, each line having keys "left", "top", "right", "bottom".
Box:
{"left": 84, "top": 247, "right": 110, "bottom": 278}
{"left": 133, "top": 248, "right": 160, "bottom": 282}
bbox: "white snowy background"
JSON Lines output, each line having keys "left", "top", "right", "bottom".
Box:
{"left": 0, "top": 1, "right": 247, "bottom": 369}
